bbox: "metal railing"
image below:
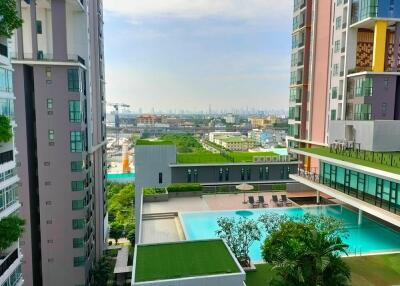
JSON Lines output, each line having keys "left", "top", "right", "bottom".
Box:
{"left": 0, "top": 151, "right": 13, "bottom": 165}
{"left": 0, "top": 248, "right": 18, "bottom": 277}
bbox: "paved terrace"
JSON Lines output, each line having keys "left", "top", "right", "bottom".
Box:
{"left": 141, "top": 191, "right": 332, "bottom": 243}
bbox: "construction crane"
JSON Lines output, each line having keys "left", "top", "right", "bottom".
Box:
{"left": 107, "top": 102, "right": 130, "bottom": 147}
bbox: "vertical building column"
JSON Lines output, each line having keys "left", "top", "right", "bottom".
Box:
{"left": 30, "top": 0, "right": 38, "bottom": 59}
{"left": 16, "top": 0, "right": 24, "bottom": 59}
{"left": 372, "top": 20, "right": 388, "bottom": 72}
{"left": 393, "top": 23, "right": 400, "bottom": 71}
{"left": 358, "top": 209, "right": 363, "bottom": 225}
{"left": 51, "top": 0, "right": 68, "bottom": 61}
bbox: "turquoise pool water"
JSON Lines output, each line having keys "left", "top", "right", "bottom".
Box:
{"left": 180, "top": 205, "right": 400, "bottom": 262}
{"left": 107, "top": 172, "right": 135, "bottom": 180}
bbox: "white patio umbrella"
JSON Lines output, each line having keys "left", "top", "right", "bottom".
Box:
{"left": 236, "top": 183, "right": 254, "bottom": 204}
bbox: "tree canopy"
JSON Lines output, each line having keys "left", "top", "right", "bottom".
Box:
{"left": 0, "top": 216, "right": 25, "bottom": 251}
{"left": 262, "top": 221, "right": 350, "bottom": 286}
{"left": 0, "top": 0, "right": 23, "bottom": 38}
{"left": 0, "top": 115, "right": 12, "bottom": 143}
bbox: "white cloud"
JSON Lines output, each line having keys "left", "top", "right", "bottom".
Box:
{"left": 103, "top": 0, "right": 292, "bottom": 21}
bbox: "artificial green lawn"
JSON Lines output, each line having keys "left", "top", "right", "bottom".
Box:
{"left": 299, "top": 147, "right": 400, "bottom": 175}
{"left": 345, "top": 254, "right": 400, "bottom": 286}
{"left": 177, "top": 152, "right": 231, "bottom": 163}
{"left": 136, "top": 139, "right": 174, "bottom": 145}
{"left": 135, "top": 240, "right": 240, "bottom": 282}
{"left": 246, "top": 254, "right": 400, "bottom": 286}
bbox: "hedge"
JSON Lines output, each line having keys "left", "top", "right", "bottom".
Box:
{"left": 166, "top": 183, "right": 202, "bottom": 193}
{"left": 143, "top": 187, "right": 167, "bottom": 196}
{"left": 272, "top": 184, "right": 287, "bottom": 191}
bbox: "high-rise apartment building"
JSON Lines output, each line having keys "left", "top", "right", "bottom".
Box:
{"left": 289, "top": 0, "right": 400, "bottom": 238}
{"left": 11, "top": 0, "right": 107, "bottom": 285}
{"left": 0, "top": 34, "right": 23, "bottom": 286}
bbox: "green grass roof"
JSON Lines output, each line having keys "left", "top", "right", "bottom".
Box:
{"left": 298, "top": 147, "right": 400, "bottom": 175}
{"left": 136, "top": 139, "right": 174, "bottom": 146}
{"left": 135, "top": 240, "right": 240, "bottom": 282}
{"left": 177, "top": 151, "right": 279, "bottom": 164}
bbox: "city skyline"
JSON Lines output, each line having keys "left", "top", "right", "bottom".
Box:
{"left": 103, "top": 0, "right": 293, "bottom": 111}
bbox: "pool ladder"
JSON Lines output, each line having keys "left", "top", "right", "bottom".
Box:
{"left": 353, "top": 247, "right": 362, "bottom": 256}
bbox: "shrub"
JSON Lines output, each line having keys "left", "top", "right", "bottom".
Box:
{"left": 142, "top": 187, "right": 166, "bottom": 196}
{"left": 167, "top": 183, "right": 202, "bottom": 193}
{"left": 0, "top": 115, "right": 12, "bottom": 143}
{"left": 272, "top": 184, "right": 287, "bottom": 191}
{"left": 0, "top": 216, "right": 25, "bottom": 251}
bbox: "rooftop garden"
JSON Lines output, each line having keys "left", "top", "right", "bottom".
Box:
{"left": 298, "top": 147, "right": 400, "bottom": 175}
{"left": 134, "top": 240, "right": 240, "bottom": 282}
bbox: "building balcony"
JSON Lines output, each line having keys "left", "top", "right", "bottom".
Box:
{"left": 291, "top": 168, "right": 400, "bottom": 226}
{"left": 328, "top": 120, "right": 400, "bottom": 152}
{"left": 0, "top": 151, "right": 13, "bottom": 165}
{"left": 0, "top": 243, "right": 20, "bottom": 280}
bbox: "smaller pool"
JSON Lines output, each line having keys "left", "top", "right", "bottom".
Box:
{"left": 107, "top": 172, "right": 135, "bottom": 181}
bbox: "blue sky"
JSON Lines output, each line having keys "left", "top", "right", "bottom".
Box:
{"left": 103, "top": 0, "right": 293, "bottom": 112}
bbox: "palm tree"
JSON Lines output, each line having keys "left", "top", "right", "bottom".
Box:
{"left": 262, "top": 221, "right": 350, "bottom": 286}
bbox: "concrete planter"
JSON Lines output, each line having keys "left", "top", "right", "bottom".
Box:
{"left": 143, "top": 189, "right": 169, "bottom": 202}
{"left": 242, "top": 262, "right": 257, "bottom": 272}
{"left": 168, "top": 191, "right": 202, "bottom": 198}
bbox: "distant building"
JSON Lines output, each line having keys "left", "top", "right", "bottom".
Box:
{"left": 224, "top": 113, "right": 238, "bottom": 124}
{"left": 137, "top": 114, "right": 161, "bottom": 126}
{"left": 209, "top": 131, "right": 241, "bottom": 143}
{"left": 248, "top": 116, "right": 277, "bottom": 128}
{"left": 215, "top": 136, "right": 255, "bottom": 151}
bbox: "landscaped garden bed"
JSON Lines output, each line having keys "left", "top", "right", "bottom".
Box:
{"left": 142, "top": 187, "right": 168, "bottom": 202}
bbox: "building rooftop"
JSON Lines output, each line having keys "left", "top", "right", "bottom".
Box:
{"left": 220, "top": 136, "right": 254, "bottom": 143}
{"left": 297, "top": 147, "right": 400, "bottom": 175}
{"left": 134, "top": 239, "right": 240, "bottom": 282}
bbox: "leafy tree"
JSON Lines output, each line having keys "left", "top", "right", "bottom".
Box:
{"left": 0, "top": 115, "right": 12, "bottom": 143}
{"left": 0, "top": 216, "right": 25, "bottom": 251}
{"left": 216, "top": 217, "right": 260, "bottom": 266}
{"left": 109, "top": 222, "right": 124, "bottom": 245}
{"left": 258, "top": 213, "right": 291, "bottom": 236}
{"left": 0, "top": 0, "right": 23, "bottom": 37}
{"left": 93, "top": 255, "right": 113, "bottom": 286}
{"left": 127, "top": 229, "right": 135, "bottom": 246}
{"left": 262, "top": 221, "right": 350, "bottom": 286}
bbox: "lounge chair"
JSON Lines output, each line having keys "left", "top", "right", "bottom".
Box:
{"left": 257, "top": 196, "right": 268, "bottom": 208}
{"left": 280, "top": 195, "right": 293, "bottom": 206}
{"left": 248, "top": 196, "right": 259, "bottom": 208}
{"left": 271, "top": 195, "right": 282, "bottom": 207}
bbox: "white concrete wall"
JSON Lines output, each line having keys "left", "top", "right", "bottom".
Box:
{"left": 329, "top": 120, "right": 400, "bottom": 151}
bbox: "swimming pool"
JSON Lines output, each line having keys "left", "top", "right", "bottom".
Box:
{"left": 107, "top": 172, "right": 135, "bottom": 181}
{"left": 180, "top": 205, "right": 400, "bottom": 262}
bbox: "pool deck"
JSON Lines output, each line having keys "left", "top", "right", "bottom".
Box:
{"left": 141, "top": 190, "right": 330, "bottom": 243}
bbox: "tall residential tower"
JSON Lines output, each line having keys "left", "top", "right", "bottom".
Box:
{"left": 0, "top": 32, "right": 23, "bottom": 286}
{"left": 11, "top": 0, "right": 107, "bottom": 285}
{"left": 289, "top": 0, "right": 400, "bottom": 242}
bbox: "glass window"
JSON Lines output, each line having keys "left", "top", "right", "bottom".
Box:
{"left": 69, "top": 100, "right": 81, "bottom": 123}
{"left": 36, "top": 20, "right": 42, "bottom": 34}
{"left": 334, "top": 40, "right": 341, "bottom": 53}
{"left": 73, "top": 256, "right": 86, "bottom": 267}
{"left": 73, "top": 238, "right": 84, "bottom": 248}
{"left": 0, "top": 68, "right": 13, "bottom": 93}
{"left": 72, "top": 199, "right": 85, "bottom": 210}
{"left": 331, "top": 109, "right": 337, "bottom": 120}
{"left": 47, "top": 99, "right": 53, "bottom": 110}
{"left": 225, "top": 168, "right": 229, "bottom": 181}
{"left": 72, "top": 219, "right": 85, "bottom": 229}
{"left": 331, "top": 87, "right": 338, "bottom": 99}
{"left": 158, "top": 172, "right": 163, "bottom": 184}
{"left": 68, "top": 69, "right": 80, "bottom": 92}
{"left": 70, "top": 131, "right": 83, "bottom": 152}
{"left": 71, "top": 181, "right": 84, "bottom": 192}
{"left": 187, "top": 169, "right": 192, "bottom": 183}
{"left": 335, "top": 16, "right": 342, "bottom": 30}
{"left": 71, "top": 161, "right": 84, "bottom": 172}
{"left": 48, "top": 130, "right": 55, "bottom": 142}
